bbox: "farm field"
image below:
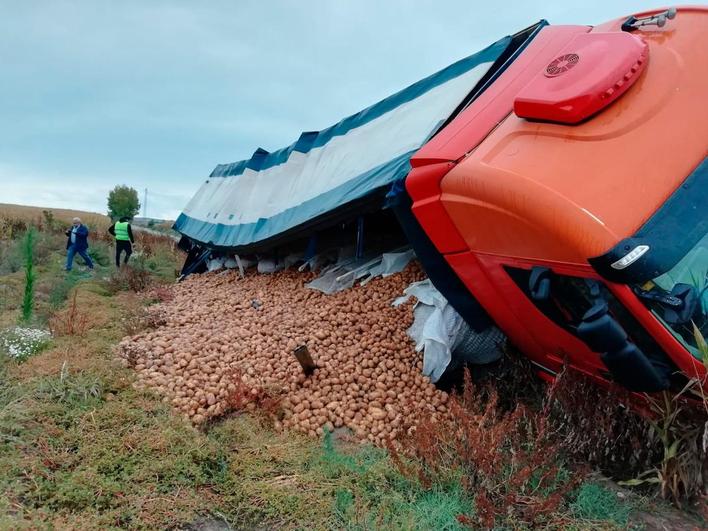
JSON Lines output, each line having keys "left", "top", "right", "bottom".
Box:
{"left": 0, "top": 204, "right": 705, "bottom": 530}
{"left": 0, "top": 203, "right": 111, "bottom": 234}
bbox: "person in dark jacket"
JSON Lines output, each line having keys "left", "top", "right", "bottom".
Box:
{"left": 65, "top": 217, "right": 94, "bottom": 271}
{"left": 108, "top": 216, "right": 135, "bottom": 267}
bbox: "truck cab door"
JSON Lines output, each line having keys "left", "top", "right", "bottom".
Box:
{"left": 492, "top": 261, "right": 674, "bottom": 390}
{"left": 497, "top": 263, "right": 608, "bottom": 376}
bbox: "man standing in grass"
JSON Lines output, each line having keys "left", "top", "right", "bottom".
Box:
{"left": 65, "top": 217, "right": 94, "bottom": 272}
{"left": 108, "top": 216, "right": 135, "bottom": 268}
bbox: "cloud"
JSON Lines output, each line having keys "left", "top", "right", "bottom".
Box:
{"left": 0, "top": 0, "right": 666, "bottom": 219}
{"left": 0, "top": 163, "right": 189, "bottom": 220}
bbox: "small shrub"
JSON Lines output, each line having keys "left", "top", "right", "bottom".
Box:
{"left": 48, "top": 273, "right": 80, "bottom": 309}
{"left": 393, "top": 371, "right": 586, "bottom": 528}
{"left": 0, "top": 239, "right": 23, "bottom": 274}
{"left": 41, "top": 209, "right": 57, "bottom": 232}
{"left": 89, "top": 241, "right": 111, "bottom": 267}
{"left": 48, "top": 291, "right": 90, "bottom": 337}
{"left": 20, "top": 227, "right": 37, "bottom": 322}
{"left": 105, "top": 256, "right": 152, "bottom": 293}
{"left": 0, "top": 216, "right": 28, "bottom": 240}
{"left": 33, "top": 231, "right": 65, "bottom": 265}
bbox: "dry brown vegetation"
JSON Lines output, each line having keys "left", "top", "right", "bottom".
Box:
{"left": 0, "top": 203, "right": 110, "bottom": 236}
{"left": 389, "top": 370, "right": 586, "bottom": 528}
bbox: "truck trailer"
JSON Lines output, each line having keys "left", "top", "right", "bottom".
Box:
{"left": 175, "top": 6, "right": 708, "bottom": 396}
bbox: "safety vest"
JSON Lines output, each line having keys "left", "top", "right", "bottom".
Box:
{"left": 114, "top": 221, "right": 130, "bottom": 241}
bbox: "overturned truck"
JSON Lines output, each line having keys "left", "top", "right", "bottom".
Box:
{"left": 176, "top": 7, "right": 708, "bottom": 396}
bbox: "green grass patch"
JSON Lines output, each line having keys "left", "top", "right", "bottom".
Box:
{"left": 310, "top": 430, "right": 474, "bottom": 530}
{"left": 48, "top": 272, "right": 81, "bottom": 309}
{"left": 571, "top": 482, "right": 635, "bottom": 527}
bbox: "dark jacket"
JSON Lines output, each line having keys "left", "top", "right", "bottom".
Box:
{"left": 65, "top": 224, "right": 90, "bottom": 251}
{"left": 108, "top": 222, "right": 135, "bottom": 243}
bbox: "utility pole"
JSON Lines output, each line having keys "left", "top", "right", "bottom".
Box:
{"left": 143, "top": 188, "right": 148, "bottom": 219}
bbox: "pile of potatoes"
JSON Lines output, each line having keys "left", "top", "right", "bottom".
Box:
{"left": 116, "top": 263, "right": 451, "bottom": 445}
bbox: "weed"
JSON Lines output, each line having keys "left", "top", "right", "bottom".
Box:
{"left": 223, "top": 369, "right": 283, "bottom": 422}
{"left": 36, "top": 362, "right": 103, "bottom": 406}
{"left": 120, "top": 305, "right": 167, "bottom": 336}
{"left": 48, "top": 291, "right": 90, "bottom": 337}
{"left": 145, "top": 284, "right": 174, "bottom": 304}
{"left": 548, "top": 368, "right": 661, "bottom": 479}
{"left": 392, "top": 371, "right": 586, "bottom": 528}
{"left": 617, "top": 327, "right": 707, "bottom": 506}
{"left": 619, "top": 390, "right": 707, "bottom": 505}
{"left": 105, "top": 255, "right": 153, "bottom": 293}
{"left": 315, "top": 430, "right": 473, "bottom": 530}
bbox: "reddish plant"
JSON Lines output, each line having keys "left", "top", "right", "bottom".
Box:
{"left": 224, "top": 369, "right": 283, "bottom": 421}
{"left": 48, "top": 291, "right": 90, "bottom": 337}
{"left": 394, "top": 370, "right": 586, "bottom": 528}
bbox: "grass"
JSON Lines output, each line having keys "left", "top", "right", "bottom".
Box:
{"left": 571, "top": 482, "right": 636, "bottom": 527}
{"left": 0, "top": 207, "right": 687, "bottom": 530}
{"left": 315, "top": 430, "right": 474, "bottom": 530}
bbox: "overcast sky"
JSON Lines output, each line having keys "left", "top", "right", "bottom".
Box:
{"left": 0, "top": 0, "right": 666, "bottom": 219}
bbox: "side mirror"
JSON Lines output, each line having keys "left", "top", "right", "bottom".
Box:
{"left": 577, "top": 301, "right": 669, "bottom": 392}
{"left": 529, "top": 266, "right": 551, "bottom": 301}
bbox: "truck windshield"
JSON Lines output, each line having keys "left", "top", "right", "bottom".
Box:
{"left": 638, "top": 231, "right": 708, "bottom": 359}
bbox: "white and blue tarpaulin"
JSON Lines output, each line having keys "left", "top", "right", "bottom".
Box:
{"left": 174, "top": 37, "right": 510, "bottom": 250}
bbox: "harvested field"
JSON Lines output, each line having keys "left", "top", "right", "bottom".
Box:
{"left": 117, "top": 264, "right": 453, "bottom": 445}
{"left": 0, "top": 203, "right": 110, "bottom": 231}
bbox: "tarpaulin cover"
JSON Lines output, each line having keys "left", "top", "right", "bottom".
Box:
{"left": 394, "top": 279, "right": 505, "bottom": 382}
{"left": 174, "top": 36, "right": 511, "bottom": 250}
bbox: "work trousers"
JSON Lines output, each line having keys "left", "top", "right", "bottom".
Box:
{"left": 66, "top": 245, "right": 94, "bottom": 271}
{"left": 116, "top": 240, "right": 133, "bottom": 267}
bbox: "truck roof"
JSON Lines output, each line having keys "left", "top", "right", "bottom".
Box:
{"left": 416, "top": 7, "right": 708, "bottom": 265}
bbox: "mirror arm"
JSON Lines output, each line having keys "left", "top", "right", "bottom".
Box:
{"left": 632, "top": 287, "right": 683, "bottom": 308}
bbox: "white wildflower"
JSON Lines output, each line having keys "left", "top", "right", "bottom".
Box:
{"left": 0, "top": 326, "right": 51, "bottom": 360}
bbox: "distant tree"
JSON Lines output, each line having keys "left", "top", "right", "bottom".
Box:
{"left": 107, "top": 185, "right": 140, "bottom": 220}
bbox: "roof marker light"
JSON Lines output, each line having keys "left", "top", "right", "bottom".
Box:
{"left": 610, "top": 245, "right": 650, "bottom": 270}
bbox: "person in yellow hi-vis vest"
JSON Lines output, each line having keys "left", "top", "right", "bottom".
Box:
{"left": 108, "top": 216, "right": 135, "bottom": 268}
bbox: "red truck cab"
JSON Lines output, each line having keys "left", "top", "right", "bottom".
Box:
{"left": 406, "top": 7, "right": 708, "bottom": 393}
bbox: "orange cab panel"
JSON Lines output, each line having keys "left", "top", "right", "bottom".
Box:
{"left": 440, "top": 8, "right": 708, "bottom": 263}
